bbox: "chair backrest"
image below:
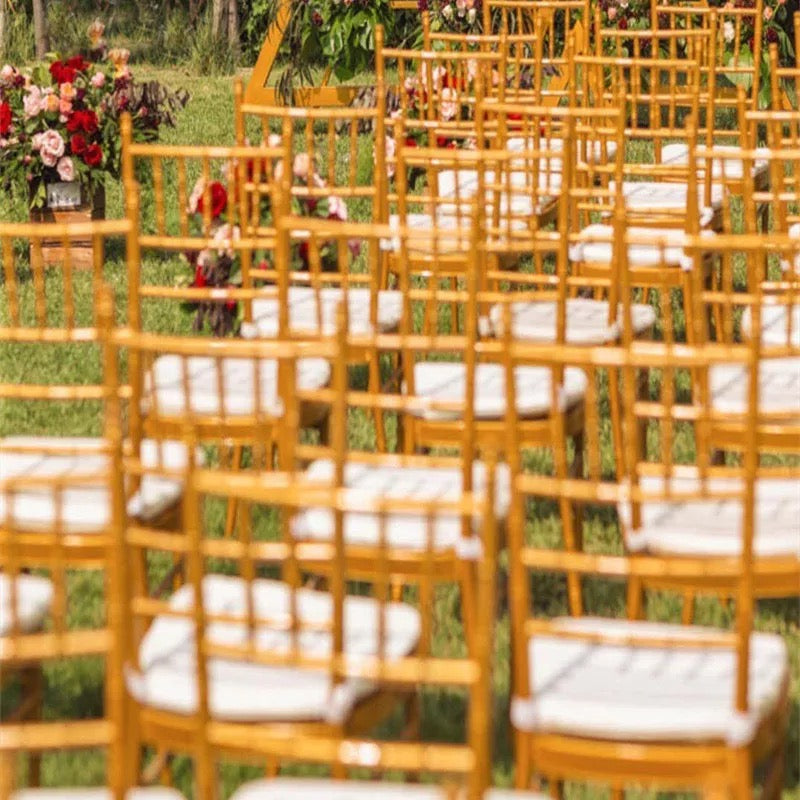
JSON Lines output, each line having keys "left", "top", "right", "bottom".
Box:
{"left": 120, "top": 113, "right": 285, "bottom": 329}
{"left": 0, "top": 283, "right": 127, "bottom": 798}
{"left": 375, "top": 25, "right": 507, "bottom": 161}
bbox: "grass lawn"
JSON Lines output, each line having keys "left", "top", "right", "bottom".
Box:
{"left": 0, "top": 65, "right": 798, "bottom": 798}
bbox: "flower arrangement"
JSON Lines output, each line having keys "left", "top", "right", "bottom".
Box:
{"left": 180, "top": 141, "right": 355, "bottom": 336}
{"left": 418, "top": 0, "right": 482, "bottom": 33}
{"left": 0, "top": 22, "right": 188, "bottom": 210}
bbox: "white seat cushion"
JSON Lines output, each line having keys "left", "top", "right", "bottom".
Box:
{"left": 512, "top": 616, "right": 788, "bottom": 744}
{"left": 660, "top": 143, "right": 770, "bottom": 181}
{"left": 409, "top": 362, "right": 587, "bottom": 421}
{"left": 489, "top": 298, "right": 656, "bottom": 345}
{"left": 146, "top": 356, "right": 330, "bottom": 417}
{"left": 569, "top": 224, "right": 716, "bottom": 270}
{"left": 247, "top": 287, "right": 403, "bottom": 338}
{"left": 619, "top": 474, "right": 800, "bottom": 558}
{"left": 231, "top": 779, "right": 548, "bottom": 800}
{"left": 508, "top": 135, "right": 618, "bottom": 165}
{"left": 0, "top": 574, "right": 53, "bottom": 636}
{"left": 611, "top": 181, "right": 723, "bottom": 228}
{"left": 741, "top": 303, "right": 800, "bottom": 347}
{"left": 11, "top": 790, "right": 185, "bottom": 800}
{"left": 292, "top": 459, "right": 510, "bottom": 550}
{"left": 0, "top": 437, "right": 192, "bottom": 532}
{"left": 126, "top": 575, "right": 420, "bottom": 722}
{"left": 709, "top": 357, "right": 800, "bottom": 415}
{"left": 438, "top": 166, "right": 562, "bottom": 201}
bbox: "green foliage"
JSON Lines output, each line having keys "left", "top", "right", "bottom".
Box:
{"left": 190, "top": 8, "right": 237, "bottom": 76}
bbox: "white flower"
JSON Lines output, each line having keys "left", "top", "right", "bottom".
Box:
{"left": 442, "top": 3, "right": 453, "bottom": 18}
{"left": 0, "top": 64, "right": 14, "bottom": 81}
{"left": 56, "top": 156, "right": 75, "bottom": 181}
{"left": 267, "top": 133, "right": 281, "bottom": 147}
{"left": 327, "top": 195, "right": 348, "bottom": 221}
{"left": 467, "top": 7, "right": 476, "bottom": 22}
{"left": 440, "top": 87, "right": 458, "bottom": 121}
{"left": 212, "top": 223, "right": 241, "bottom": 257}
{"left": 188, "top": 177, "right": 205, "bottom": 214}
{"left": 383, "top": 134, "right": 397, "bottom": 179}
{"left": 723, "top": 20, "right": 735, "bottom": 43}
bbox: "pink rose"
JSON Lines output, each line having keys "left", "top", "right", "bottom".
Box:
{"left": 293, "top": 153, "right": 311, "bottom": 180}
{"left": 42, "top": 92, "right": 60, "bottom": 114}
{"left": 23, "top": 87, "right": 42, "bottom": 119}
{"left": 608, "top": 6, "right": 618, "bottom": 19}
{"left": 59, "top": 97, "right": 73, "bottom": 115}
{"left": 0, "top": 65, "right": 14, "bottom": 82}
{"left": 90, "top": 71, "right": 106, "bottom": 88}
{"left": 39, "top": 129, "right": 65, "bottom": 166}
{"left": 56, "top": 156, "right": 75, "bottom": 181}
{"left": 327, "top": 195, "right": 348, "bottom": 221}
{"left": 31, "top": 132, "right": 44, "bottom": 150}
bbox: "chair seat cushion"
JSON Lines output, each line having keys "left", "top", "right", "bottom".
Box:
{"left": 741, "top": 303, "right": 800, "bottom": 347}
{"left": 231, "top": 779, "right": 549, "bottom": 800}
{"left": 0, "top": 437, "right": 192, "bottom": 533}
{"left": 489, "top": 298, "right": 656, "bottom": 344}
{"left": 146, "top": 356, "right": 330, "bottom": 417}
{"left": 126, "top": 575, "right": 420, "bottom": 722}
{"left": 11, "top": 790, "right": 185, "bottom": 800}
{"left": 619, "top": 474, "right": 800, "bottom": 558}
{"left": 709, "top": 357, "right": 800, "bottom": 415}
{"left": 0, "top": 573, "right": 53, "bottom": 636}
{"left": 438, "top": 166, "right": 562, "bottom": 202}
{"left": 512, "top": 616, "right": 788, "bottom": 743}
{"left": 569, "top": 224, "right": 716, "bottom": 269}
{"left": 409, "top": 362, "right": 587, "bottom": 421}
{"left": 610, "top": 181, "right": 723, "bottom": 228}
{"left": 246, "top": 287, "right": 403, "bottom": 338}
{"left": 292, "top": 458, "right": 510, "bottom": 550}
{"left": 660, "top": 143, "right": 770, "bottom": 181}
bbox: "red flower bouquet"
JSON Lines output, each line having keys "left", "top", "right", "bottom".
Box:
{"left": 0, "top": 27, "right": 188, "bottom": 210}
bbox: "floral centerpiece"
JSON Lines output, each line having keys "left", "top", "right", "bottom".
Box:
{"left": 0, "top": 22, "right": 188, "bottom": 212}
{"left": 418, "top": 0, "right": 482, "bottom": 33}
{"left": 180, "top": 141, "right": 354, "bottom": 336}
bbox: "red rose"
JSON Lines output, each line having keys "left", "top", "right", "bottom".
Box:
{"left": 49, "top": 61, "right": 77, "bottom": 84}
{"left": 66, "top": 55, "right": 90, "bottom": 73}
{"left": 404, "top": 137, "right": 419, "bottom": 147}
{"left": 0, "top": 103, "right": 11, "bottom": 135}
{"left": 618, "top": 16, "right": 628, "bottom": 28}
{"left": 196, "top": 181, "right": 228, "bottom": 218}
{"left": 193, "top": 265, "right": 207, "bottom": 288}
{"left": 66, "top": 110, "right": 98, "bottom": 134}
{"left": 69, "top": 133, "right": 87, "bottom": 155}
{"left": 84, "top": 143, "right": 103, "bottom": 167}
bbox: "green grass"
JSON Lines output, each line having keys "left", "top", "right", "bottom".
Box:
{"left": 1, "top": 66, "right": 798, "bottom": 799}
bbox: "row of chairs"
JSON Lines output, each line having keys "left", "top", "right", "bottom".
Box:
{"left": 1, "top": 201, "right": 798, "bottom": 800}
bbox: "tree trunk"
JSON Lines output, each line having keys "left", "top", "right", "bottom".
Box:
{"left": 226, "top": 0, "right": 239, "bottom": 59}
{"left": 211, "top": 0, "right": 224, "bottom": 39}
{"left": 32, "top": 0, "right": 49, "bottom": 59}
{"left": 0, "top": 0, "right": 6, "bottom": 62}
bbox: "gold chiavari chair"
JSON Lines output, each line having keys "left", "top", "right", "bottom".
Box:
{"left": 0, "top": 219, "right": 189, "bottom": 567}
{"left": 119, "top": 117, "right": 332, "bottom": 541}
{"left": 389, "top": 145, "right": 588, "bottom": 467}
{"left": 769, "top": 30, "right": 800, "bottom": 110}
{"left": 484, "top": 0, "right": 591, "bottom": 106}
{"left": 108, "top": 288, "right": 502, "bottom": 792}
{"left": 268, "top": 215, "right": 512, "bottom": 650}
{"left": 498, "top": 262, "right": 792, "bottom": 797}
{"left": 652, "top": 0, "right": 764, "bottom": 115}
{"left": 0, "top": 285, "right": 185, "bottom": 800}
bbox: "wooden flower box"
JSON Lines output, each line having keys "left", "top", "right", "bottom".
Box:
{"left": 29, "top": 182, "right": 106, "bottom": 269}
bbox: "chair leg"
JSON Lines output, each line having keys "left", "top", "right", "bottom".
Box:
{"left": 514, "top": 732, "right": 532, "bottom": 790}
{"left": 0, "top": 752, "right": 16, "bottom": 798}
{"left": 681, "top": 590, "right": 696, "bottom": 625}
{"left": 729, "top": 748, "right": 753, "bottom": 800}
{"left": 626, "top": 576, "right": 645, "bottom": 620}
{"left": 264, "top": 757, "right": 280, "bottom": 778}
{"left": 223, "top": 444, "right": 244, "bottom": 539}
{"left": 610, "top": 785, "right": 624, "bottom": 800}
{"left": 458, "top": 563, "right": 478, "bottom": 655}
{"left": 368, "top": 352, "right": 387, "bottom": 453}
{"left": 548, "top": 775, "right": 563, "bottom": 799}
{"left": 20, "top": 665, "right": 42, "bottom": 787}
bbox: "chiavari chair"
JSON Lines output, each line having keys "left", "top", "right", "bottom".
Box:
{"left": 499, "top": 248, "right": 792, "bottom": 796}
{"left": 652, "top": 0, "right": 764, "bottom": 114}
{"left": 0, "top": 218, "right": 189, "bottom": 566}
{"left": 0, "top": 285, "right": 185, "bottom": 800}
{"left": 108, "top": 284, "right": 504, "bottom": 792}
{"left": 484, "top": 0, "right": 591, "bottom": 105}
{"left": 120, "top": 117, "right": 332, "bottom": 545}
{"left": 769, "top": 29, "right": 800, "bottom": 111}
